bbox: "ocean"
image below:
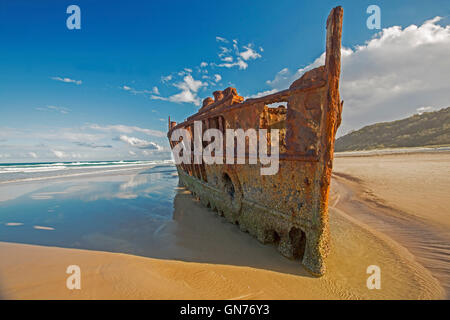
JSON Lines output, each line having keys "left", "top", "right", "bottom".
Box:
{"left": 0, "top": 160, "right": 184, "bottom": 258}
{"left": 0, "top": 160, "right": 174, "bottom": 183}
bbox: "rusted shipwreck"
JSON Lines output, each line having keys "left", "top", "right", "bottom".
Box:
{"left": 167, "top": 7, "right": 343, "bottom": 275}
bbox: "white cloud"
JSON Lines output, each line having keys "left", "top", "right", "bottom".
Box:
{"left": 164, "top": 89, "right": 200, "bottom": 106}
{"left": 0, "top": 125, "right": 170, "bottom": 162}
{"left": 153, "top": 37, "right": 264, "bottom": 106}
{"left": 217, "top": 58, "right": 248, "bottom": 70}
{"left": 128, "top": 150, "right": 136, "bottom": 156}
{"left": 51, "top": 76, "right": 82, "bottom": 85}
{"left": 161, "top": 74, "right": 173, "bottom": 83}
{"left": 240, "top": 45, "right": 262, "bottom": 61}
{"left": 122, "top": 85, "right": 160, "bottom": 97}
{"left": 118, "top": 135, "right": 162, "bottom": 150}
{"left": 246, "top": 89, "right": 277, "bottom": 99}
{"left": 36, "top": 105, "right": 70, "bottom": 114}
{"left": 214, "top": 40, "right": 261, "bottom": 70}
{"left": 218, "top": 46, "right": 231, "bottom": 58}
{"left": 173, "top": 75, "right": 205, "bottom": 92}
{"left": 88, "top": 124, "right": 165, "bottom": 138}
{"left": 416, "top": 106, "right": 435, "bottom": 114}
{"left": 52, "top": 150, "right": 67, "bottom": 159}
{"left": 216, "top": 36, "right": 229, "bottom": 43}
{"left": 152, "top": 75, "right": 207, "bottom": 106}
{"left": 260, "top": 16, "right": 450, "bottom": 135}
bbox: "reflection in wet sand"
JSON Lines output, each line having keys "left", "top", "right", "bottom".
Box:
{"left": 0, "top": 168, "right": 179, "bottom": 255}
{"left": 0, "top": 166, "right": 308, "bottom": 276}
{"left": 0, "top": 164, "right": 445, "bottom": 299}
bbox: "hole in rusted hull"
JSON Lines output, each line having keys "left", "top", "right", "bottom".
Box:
{"left": 289, "top": 227, "right": 306, "bottom": 260}
{"left": 266, "top": 229, "right": 281, "bottom": 245}
{"left": 222, "top": 173, "right": 235, "bottom": 200}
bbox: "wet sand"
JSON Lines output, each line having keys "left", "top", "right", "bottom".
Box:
{"left": 333, "top": 151, "right": 450, "bottom": 298}
{"left": 0, "top": 152, "right": 448, "bottom": 299}
{"left": 0, "top": 197, "right": 443, "bottom": 299}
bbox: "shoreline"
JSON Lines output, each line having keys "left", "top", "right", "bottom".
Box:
{"left": 0, "top": 202, "right": 443, "bottom": 299}
{"left": 0, "top": 200, "right": 444, "bottom": 299}
{"left": 0, "top": 152, "right": 448, "bottom": 299}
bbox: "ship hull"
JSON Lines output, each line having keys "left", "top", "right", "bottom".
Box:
{"left": 168, "top": 7, "right": 343, "bottom": 275}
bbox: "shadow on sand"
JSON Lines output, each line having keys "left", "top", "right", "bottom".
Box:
{"left": 166, "top": 188, "right": 313, "bottom": 278}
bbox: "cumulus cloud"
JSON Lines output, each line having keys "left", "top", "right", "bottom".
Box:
{"left": 240, "top": 45, "right": 262, "bottom": 61}
{"left": 51, "top": 76, "right": 82, "bottom": 85}
{"left": 153, "top": 37, "right": 263, "bottom": 106}
{"left": 151, "top": 75, "right": 207, "bottom": 106}
{"left": 260, "top": 16, "right": 450, "bottom": 135}
{"left": 173, "top": 74, "right": 205, "bottom": 92}
{"left": 0, "top": 124, "right": 169, "bottom": 162}
{"left": 214, "top": 40, "right": 262, "bottom": 70}
{"left": 117, "top": 135, "right": 162, "bottom": 150}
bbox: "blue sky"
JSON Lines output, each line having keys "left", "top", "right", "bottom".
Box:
{"left": 1, "top": 0, "right": 449, "bottom": 162}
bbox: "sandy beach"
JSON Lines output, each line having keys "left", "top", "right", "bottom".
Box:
{"left": 0, "top": 151, "right": 448, "bottom": 299}
{"left": 332, "top": 151, "right": 450, "bottom": 298}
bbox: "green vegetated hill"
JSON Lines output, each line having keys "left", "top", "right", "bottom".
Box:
{"left": 335, "top": 107, "right": 450, "bottom": 152}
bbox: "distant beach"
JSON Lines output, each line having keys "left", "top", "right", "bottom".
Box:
{"left": 0, "top": 151, "right": 448, "bottom": 299}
